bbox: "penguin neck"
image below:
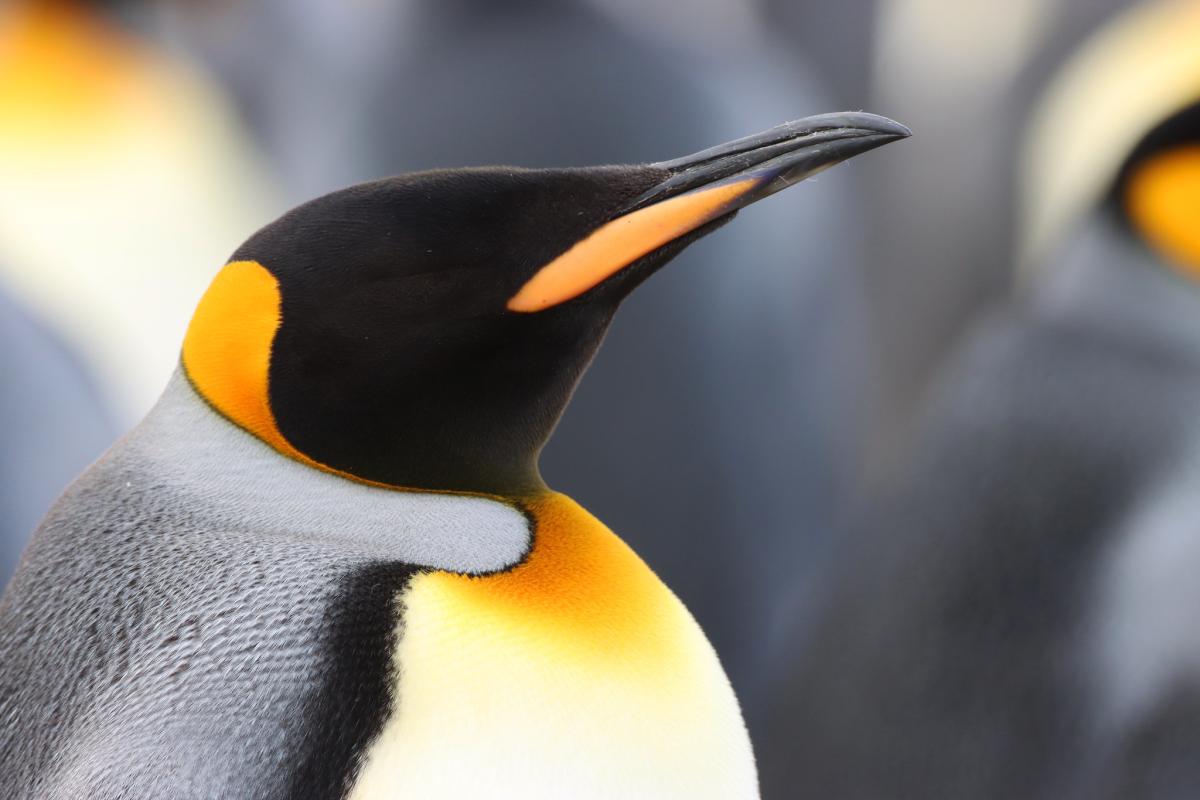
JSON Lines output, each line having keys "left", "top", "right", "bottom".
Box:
{"left": 265, "top": 329, "right": 611, "bottom": 499}
{"left": 121, "top": 370, "right": 534, "bottom": 573}
{"left": 266, "top": 413, "right": 554, "bottom": 499}
{"left": 272, "top": 400, "right": 552, "bottom": 501}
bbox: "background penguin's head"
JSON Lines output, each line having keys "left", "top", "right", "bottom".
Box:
{"left": 181, "top": 113, "right": 908, "bottom": 496}
{"left": 1020, "top": 0, "right": 1200, "bottom": 283}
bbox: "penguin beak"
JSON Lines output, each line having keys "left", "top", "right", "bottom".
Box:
{"left": 633, "top": 111, "right": 912, "bottom": 211}
{"left": 507, "top": 111, "right": 910, "bottom": 312}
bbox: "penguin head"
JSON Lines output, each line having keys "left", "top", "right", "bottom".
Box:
{"left": 182, "top": 113, "right": 909, "bottom": 496}
{"left": 1021, "top": 0, "right": 1200, "bottom": 281}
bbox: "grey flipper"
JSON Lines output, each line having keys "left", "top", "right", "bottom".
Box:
{"left": 1076, "top": 442, "right": 1200, "bottom": 800}
{"left": 0, "top": 371, "right": 530, "bottom": 800}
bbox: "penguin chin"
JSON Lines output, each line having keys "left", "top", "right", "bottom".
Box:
{"left": 591, "top": 212, "right": 739, "bottom": 307}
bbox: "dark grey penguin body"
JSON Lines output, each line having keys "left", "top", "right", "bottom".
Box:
{"left": 762, "top": 213, "right": 1200, "bottom": 800}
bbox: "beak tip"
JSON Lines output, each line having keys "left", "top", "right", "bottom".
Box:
{"left": 633, "top": 110, "right": 910, "bottom": 213}
{"left": 841, "top": 112, "right": 912, "bottom": 140}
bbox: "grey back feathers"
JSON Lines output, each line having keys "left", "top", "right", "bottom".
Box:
{"left": 0, "top": 371, "right": 530, "bottom": 799}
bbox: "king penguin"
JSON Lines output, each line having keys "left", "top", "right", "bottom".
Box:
{"left": 761, "top": 3, "right": 1200, "bottom": 799}
{"left": 0, "top": 113, "right": 907, "bottom": 799}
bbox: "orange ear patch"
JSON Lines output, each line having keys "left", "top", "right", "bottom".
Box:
{"left": 181, "top": 261, "right": 437, "bottom": 490}
{"left": 181, "top": 260, "right": 307, "bottom": 461}
{"left": 1127, "top": 145, "right": 1200, "bottom": 279}
{"left": 507, "top": 178, "right": 757, "bottom": 312}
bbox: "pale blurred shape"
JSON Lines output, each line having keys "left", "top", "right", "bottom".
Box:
{"left": 0, "top": 3, "right": 279, "bottom": 424}
{"left": 874, "top": 0, "right": 1058, "bottom": 105}
{"left": 1021, "top": 0, "right": 1200, "bottom": 276}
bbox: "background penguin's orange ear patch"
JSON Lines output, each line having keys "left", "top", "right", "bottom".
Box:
{"left": 1126, "top": 145, "right": 1200, "bottom": 279}
{"left": 182, "top": 260, "right": 306, "bottom": 459}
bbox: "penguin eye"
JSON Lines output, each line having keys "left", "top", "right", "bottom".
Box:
{"left": 1125, "top": 144, "right": 1200, "bottom": 279}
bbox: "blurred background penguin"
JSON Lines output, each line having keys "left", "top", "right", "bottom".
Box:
{"left": 0, "top": 0, "right": 276, "bottom": 584}
{"left": 9, "top": 0, "right": 1200, "bottom": 796}
{"left": 762, "top": 1, "right": 1200, "bottom": 798}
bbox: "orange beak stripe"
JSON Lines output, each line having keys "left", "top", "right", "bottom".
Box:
{"left": 506, "top": 177, "right": 759, "bottom": 313}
